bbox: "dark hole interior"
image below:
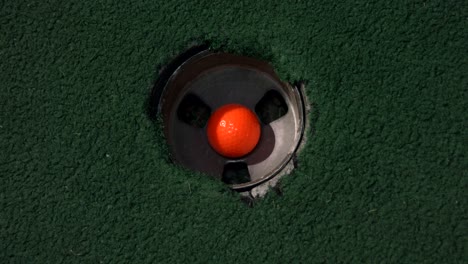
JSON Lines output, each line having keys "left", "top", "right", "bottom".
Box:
{"left": 255, "top": 90, "right": 288, "bottom": 124}
{"left": 177, "top": 93, "right": 211, "bottom": 128}
{"left": 222, "top": 162, "right": 251, "bottom": 185}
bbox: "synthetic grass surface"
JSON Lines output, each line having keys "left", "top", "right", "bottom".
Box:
{"left": 1, "top": 0, "right": 466, "bottom": 262}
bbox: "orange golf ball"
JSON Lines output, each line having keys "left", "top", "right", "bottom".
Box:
{"left": 207, "top": 104, "right": 261, "bottom": 158}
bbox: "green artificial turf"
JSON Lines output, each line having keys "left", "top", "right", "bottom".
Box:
{"left": 1, "top": 0, "right": 466, "bottom": 262}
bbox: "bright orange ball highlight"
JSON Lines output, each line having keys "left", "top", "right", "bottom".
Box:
{"left": 207, "top": 104, "right": 261, "bottom": 158}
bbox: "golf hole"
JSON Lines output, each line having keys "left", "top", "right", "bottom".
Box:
{"left": 151, "top": 45, "right": 307, "bottom": 197}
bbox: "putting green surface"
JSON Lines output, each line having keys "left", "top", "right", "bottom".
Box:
{"left": 1, "top": 0, "right": 466, "bottom": 262}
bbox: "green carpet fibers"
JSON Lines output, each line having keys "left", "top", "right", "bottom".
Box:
{"left": 1, "top": 0, "right": 466, "bottom": 262}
